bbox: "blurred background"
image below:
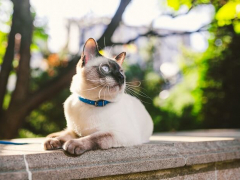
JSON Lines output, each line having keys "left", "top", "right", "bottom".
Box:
{"left": 0, "top": 0, "right": 240, "bottom": 139}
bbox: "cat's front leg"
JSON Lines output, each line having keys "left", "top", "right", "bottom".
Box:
{"left": 63, "top": 132, "right": 114, "bottom": 155}
{"left": 43, "top": 129, "right": 78, "bottom": 150}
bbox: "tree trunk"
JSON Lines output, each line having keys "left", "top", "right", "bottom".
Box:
{"left": 10, "top": 0, "right": 33, "bottom": 107}
{"left": 0, "top": 0, "right": 33, "bottom": 139}
{"left": 97, "top": 0, "right": 131, "bottom": 49}
{"left": 0, "top": 0, "right": 22, "bottom": 116}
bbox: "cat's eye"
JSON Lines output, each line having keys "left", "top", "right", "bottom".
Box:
{"left": 101, "top": 65, "right": 110, "bottom": 73}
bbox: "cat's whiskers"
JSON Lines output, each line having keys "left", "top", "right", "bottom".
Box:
{"left": 126, "top": 87, "right": 151, "bottom": 101}
{"left": 126, "top": 91, "right": 151, "bottom": 105}
{"left": 103, "top": 85, "right": 107, "bottom": 101}
{"left": 98, "top": 84, "right": 108, "bottom": 99}
{"left": 126, "top": 85, "right": 152, "bottom": 100}
{"left": 105, "top": 77, "right": 117, "bottom": 87}
{"left": 81, "top": 84, "right": 104, "bottom": 91}
{"left": 126, "top": 84, "right": 150, "bottom": 94}
{"left": 125, "top": 88, "right": 149, "bottom": 102}
{"left": 126, "top": 81, "right": 141, "bottom": 87}
{"left": 125, "top": 83, "right": 141, "bottom": 88}
{"left": 125, "top": 80, "right": 151, "bottom": 93}
{"left": 86, "top": 78, "right": 103, "bottom": 82}
{"left": 125, "top": 87, "right": 151, "bottom": 104}
{"left": 86, "top": 74, "right": 106, "bottom": 84}
{"left": 107, "top": 86, "right": 114, "bottom": 99}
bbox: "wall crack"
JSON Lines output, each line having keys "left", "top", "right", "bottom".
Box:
{"left": 215, "top": 163, "right": 218, "bottom": 180}
{"left": 23, "top": 154, "right": 32, "bottom": 180}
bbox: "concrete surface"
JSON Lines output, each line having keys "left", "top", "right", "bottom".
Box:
{"left": 0, "top": 129, "right": 240, "bottom": 180}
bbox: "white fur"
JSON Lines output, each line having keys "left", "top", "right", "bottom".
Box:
{"left": 64, "top": 92, "right": 153, "bottom": 147}
{"left": 64, "top": 55, "right": 153, "bottom": 148}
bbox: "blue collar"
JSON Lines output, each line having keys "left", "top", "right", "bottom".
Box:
{"left": 78, "top": 96, "right": 111, "bottom": 107}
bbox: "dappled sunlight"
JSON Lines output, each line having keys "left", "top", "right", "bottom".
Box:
{"left": 160, "top": 62, "right": 179, "bottom": 79}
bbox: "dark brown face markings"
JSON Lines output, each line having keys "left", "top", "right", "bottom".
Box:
{"left": 84, "top": 54, "right": 125, "bottom": 88}
{"left": 109, "top": 60, "right": 125, "bottom": 85}
{"left": 98, "top": 59, "right": 125, "bottom": 85}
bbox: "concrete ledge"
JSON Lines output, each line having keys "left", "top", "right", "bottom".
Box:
{"left": 0, "top": 129, "right": 240, "bottom": 179}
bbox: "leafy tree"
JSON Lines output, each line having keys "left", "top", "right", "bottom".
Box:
{"left": 199, "top": 26, "right": 240, "bottom": 128}
{"left": 161, "top": 0, "right": 240, "bottom": 129}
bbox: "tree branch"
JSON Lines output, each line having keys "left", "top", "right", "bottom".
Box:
{"left": 112, "top": 24, "right": 210, "bottom": 45}
{"left": 97, "top": 0, "right": 131, "bottom": 49}
{"left": 160, "top": 1, "right": 211, "bottom": 18}
{"left": 161, "top": 6, "right": 194, "bottom": 19}
{"left": 23, "top": 56, "right": 79, "bottom": 113}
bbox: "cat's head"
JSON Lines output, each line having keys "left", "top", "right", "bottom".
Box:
{"left": 70, "top": 38, "right": 126, "bottom": 102}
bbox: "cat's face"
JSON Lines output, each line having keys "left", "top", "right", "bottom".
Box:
{"left": 70, "top": 38, "right": 126, "bottom": 101}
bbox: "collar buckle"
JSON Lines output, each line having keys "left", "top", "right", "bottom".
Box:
{"left": 95, "top": 100, "right": 105, "bottom": 107}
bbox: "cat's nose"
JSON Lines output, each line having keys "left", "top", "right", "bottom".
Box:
{"left": 118, "top": 73, "right": 124, "bottom": 84}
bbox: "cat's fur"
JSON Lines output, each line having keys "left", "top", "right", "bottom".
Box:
{"left": 43, "top": 38, "right": 153, "bottom": 155}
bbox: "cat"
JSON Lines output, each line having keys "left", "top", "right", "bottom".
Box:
{"left": 43, "top": 38, "right": 153, "bottom": 155}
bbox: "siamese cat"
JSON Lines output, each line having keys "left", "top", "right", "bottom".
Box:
{"left": 43, "top": 38, "right": 153, "bottom": 155}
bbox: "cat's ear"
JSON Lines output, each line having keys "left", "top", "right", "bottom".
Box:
{"left": 83, "top": 38, "right": 99, "bottom": 65}
{"left": 115, "top": 52, "right": 126, "bottom": 66}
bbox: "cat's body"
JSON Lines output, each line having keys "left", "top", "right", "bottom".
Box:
{"left": 44, "top": 38, "right": 153, "bottom": 155}
{"left": 65, "top": 93, "right": 153, "bottom": 147}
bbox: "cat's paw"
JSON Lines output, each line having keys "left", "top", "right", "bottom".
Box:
{"left": 63, "top": 139, "right": 87, "bottom": 155}
{"left": 43, "top": 138, "right": 62, "bottom": 150}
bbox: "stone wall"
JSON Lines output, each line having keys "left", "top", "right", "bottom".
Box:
{"left": 0, "top": 129, "right": 240, "bottom": 179}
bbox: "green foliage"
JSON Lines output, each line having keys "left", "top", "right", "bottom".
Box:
{"left": 31, "top": 26, "right": 49, "bottom": 53}
{"left": 198, "top": 31, "right": 240, "bottom": 128}
{"left": 0, "top": 0, "right": 12, "bottom": 64}
{"left": 124, "top": 39, "right": 201, "bottom": 132}
{"left": 216, "top": 1, "right": 240, "bottom": 33}
{"left": 159, "top": 0, "right": 240, "bottom": 130}
{"left": 18, "top": 129, "right": 42, "bottom": 138}
{"left": 0, "top": 31, "right": 7, "bottom": 64}
{"left": 167, "top": 0, "right": 210, "bottom": 10}
{"left": 154, "top": 50, "right": 203, "bottom": 131}
{"left": 21, "top": 89, "right": 70, "bottom": 137}
{"left": 167, "top": 0, "right": 192, "bottom": 10}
